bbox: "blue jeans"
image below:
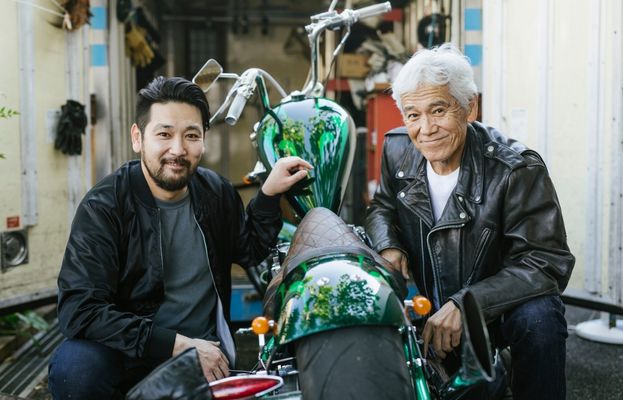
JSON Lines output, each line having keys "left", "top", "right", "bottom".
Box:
{"left": 48, "top": 339, "right": 157, "bottom": 400}
{"left": 497, "top": 295, "right": 568, "bottom": 400}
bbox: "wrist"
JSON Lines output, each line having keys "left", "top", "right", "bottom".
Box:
{"left": 260, "top": 184, "right": 277, "bottom": 197}
{"left": 172, "top": 333, "right": 193, "bottom": 357}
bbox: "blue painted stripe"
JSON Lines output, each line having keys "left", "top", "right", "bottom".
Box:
{"left": 91, "top": 7, "right": 107, "bottom": 30}
{"left": 464, "top": 44, "right": 482, "bottom": 66}
{"left": 464, "top": 8, "right": 482, "bottom": 31}
{"left": 91, "top": 44, "right": 107, "bottom": 66}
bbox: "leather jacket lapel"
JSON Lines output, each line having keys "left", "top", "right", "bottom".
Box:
{"left": 433, "top": 126, "right": 484, "bottom": 227}
{"left": 455, "top": 124, "right": 485, "bottom": 206}
{"left": 395, "top": 144, "right": 435, "bottom": 228}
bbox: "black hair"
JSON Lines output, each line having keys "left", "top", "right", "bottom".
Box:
{"left": 135, "top": 76, "right": 210, "bottom": 134}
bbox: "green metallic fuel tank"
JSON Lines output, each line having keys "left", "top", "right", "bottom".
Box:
{"left": 256, "top": 97, "right": 356, "bottom": 216}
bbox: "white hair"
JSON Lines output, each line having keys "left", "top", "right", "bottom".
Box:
{"left": 391, "top": 43, "right": 478, "bottom": 112}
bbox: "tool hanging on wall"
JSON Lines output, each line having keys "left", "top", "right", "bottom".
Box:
{"left": 121, "top": 6, "right": 164, "bottom": 70}
{"left": 15, "top": 0, "right": 91, "bottom": 31}
{"left": 417, "top": 0, "right": 449, "bottom": 48}
{"left": 58, "top": 0, "right": 92, "bottom": 31}
{"left": 54, "top": 99, "right": 88, "bottom": 156}
{"left": 417, "top": 13, "right": 447, "bottom": 48}
{"left": 125, "top": 22, "right": 155, "bottom": 68}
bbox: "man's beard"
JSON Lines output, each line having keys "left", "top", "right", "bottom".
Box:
{"left": 143, "top": 153, "right": 197, "bottom": 192}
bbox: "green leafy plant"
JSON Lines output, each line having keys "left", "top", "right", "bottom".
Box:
{"left": 0, "top": 311, "right": 49, "bottom": 335}
{"left": 0, "top": 107, "right": 19, "bottom": 119}
{"left": 0, "top": 106, "right": 19, "bottom": 159}
{"left": 0, "top": 311, "right": 50, "bottom": 353}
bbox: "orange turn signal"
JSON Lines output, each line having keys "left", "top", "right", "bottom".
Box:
{"left": 251, "top": 316, "right": 270, "bottom": 335}
{"left": 412, "top": 295, "right": 432, "bottom": 316}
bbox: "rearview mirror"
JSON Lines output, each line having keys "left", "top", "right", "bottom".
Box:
{"left": 193, "top": 59, "right": 223, "bottom": 93}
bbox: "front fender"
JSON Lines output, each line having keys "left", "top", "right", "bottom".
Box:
{"left": 274, "top": 253, "right": 406, "bottom": 345}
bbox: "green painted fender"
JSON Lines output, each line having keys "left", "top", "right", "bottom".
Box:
{"left": 273, "top": 253, "right": 407, "bottom": 345}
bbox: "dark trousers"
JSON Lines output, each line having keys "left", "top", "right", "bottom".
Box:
{"left": 48, "top": 339, "right": 158, "bottom": 400}
{"left": 497, "top": 294, "right": 568, "bottom": 400}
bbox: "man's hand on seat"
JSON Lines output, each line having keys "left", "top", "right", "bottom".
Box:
{"left": 380, "top": 248, "right": 409, "bottom": 279}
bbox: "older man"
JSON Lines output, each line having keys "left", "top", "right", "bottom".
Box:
{"left": 366, "top": 43, "right": 574, "bottom": 399}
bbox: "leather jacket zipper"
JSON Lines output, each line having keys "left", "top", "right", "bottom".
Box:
{"left": 157, "top": 209, "right": 164, "bottom": 276}
{"left": 426, "top": 222, "right": 465, "bottom": 308}
{"left": 193, "top": 215, "right": 223, "bottom": 311}
{"left": 466, "top": 228, "right": 492, "bottom": 286}
{"left": 193, "top": 214, "right": 236, "bottom": 364}
{"left": 419, "top": 220, "right": 431, "bottom": 301}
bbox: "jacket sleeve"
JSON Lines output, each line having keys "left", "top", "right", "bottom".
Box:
{"left": 57, "top": 192, "right": 171, "bottom": 359}
{"left": 366, "top": 137, "right": 407, "bottom": 254}
{"left": 231, "top": 185, "right": 283, "bottom": 269}
{"left": 450, "top": 156, "right": 575, "bottom": 322}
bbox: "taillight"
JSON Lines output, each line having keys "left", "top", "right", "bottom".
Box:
{"left": 210, "top": 375, "right": 283, "bottom": 399}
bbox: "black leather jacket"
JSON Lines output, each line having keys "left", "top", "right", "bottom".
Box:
{"left": 366, "top": 122, "right": 574, "bottom": 322}
{"left": 57, "top": 160, "right": 281, "bottom": 359}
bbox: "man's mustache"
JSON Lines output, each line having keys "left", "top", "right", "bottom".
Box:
{"left": 161, "top": 157, "right": 191, "bottom": 168}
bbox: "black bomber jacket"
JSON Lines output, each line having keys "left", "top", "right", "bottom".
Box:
{"left": 57, "top": 160, "right": 281, "bottom": 359}
{"left": 366, "top": 122, "right": 575, "bottom": 322}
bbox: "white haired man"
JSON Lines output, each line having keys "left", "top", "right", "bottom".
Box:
{"left": 366, "top": 43, "right": 574, "bottom": 399}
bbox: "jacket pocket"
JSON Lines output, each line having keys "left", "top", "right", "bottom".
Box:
{"left": 466, "top": 227, "right": 494, "bottom": 285}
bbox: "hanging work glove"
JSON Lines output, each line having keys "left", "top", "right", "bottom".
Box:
{"left": 125, "top": 23, "right": 155, "bottom": 68}
{"left": 60, "top": 0, "right": 93, "bottom": 31}
{"left": 55, "top": 100, "right": 88, "bottom": 156}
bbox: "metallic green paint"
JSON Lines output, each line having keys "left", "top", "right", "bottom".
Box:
{"left": 273, "top": 254, "right": 406, "bottom": 345}
{"left": 256, "top": 98, "right": 356, "bottom": 216}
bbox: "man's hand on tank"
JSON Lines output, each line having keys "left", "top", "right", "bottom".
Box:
{"left": 261, "top": 156, "right": 313, "bottom": 196}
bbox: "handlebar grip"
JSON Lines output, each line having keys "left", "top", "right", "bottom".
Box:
{"left": 225, "top": 91, "right": 248, "bottom": 126}
{"left": 353, "top": 1, "right": 392, "bottom": 20}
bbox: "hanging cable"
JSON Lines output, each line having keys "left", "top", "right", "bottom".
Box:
{"left": 8, "top": 0, "right": 65, "bottom": 17}
{"left": 48, "top": 0, "right": 68, "bottom": 13}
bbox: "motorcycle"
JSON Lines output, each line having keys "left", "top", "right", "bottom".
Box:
{"left": 129, "top": 1, "right": 504, "bottom": 399}
{"left": 245, "top": 207, "right": 499, "bottom": 400}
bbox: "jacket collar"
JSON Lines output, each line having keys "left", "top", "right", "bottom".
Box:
{"left": 454, "top": 124, "right": 484, "bottom": 205}
{"left": 129, "top": 160, "right": 158, "bottom": 209}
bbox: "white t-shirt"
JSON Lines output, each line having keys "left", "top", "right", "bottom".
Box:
{"left": 426, "top": 161, "right": 460, "bottom": 223}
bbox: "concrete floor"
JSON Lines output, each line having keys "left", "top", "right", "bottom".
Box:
{"left": 565, "top": 306, "right": 623, "bottom": 400}
{"left": 21, "top": 305, "right": 623, "bottom": 399}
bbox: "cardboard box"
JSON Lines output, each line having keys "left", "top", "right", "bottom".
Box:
{"left": 338, "top": 53, "right": 370, "bottom": 78}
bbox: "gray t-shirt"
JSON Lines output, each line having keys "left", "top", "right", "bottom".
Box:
{"left": 152, "top": 192, "right": 218, "bottom": 342}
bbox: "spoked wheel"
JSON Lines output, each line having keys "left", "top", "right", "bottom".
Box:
{"left": 295, "top": 325, "right": 414, "bottom": 400}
